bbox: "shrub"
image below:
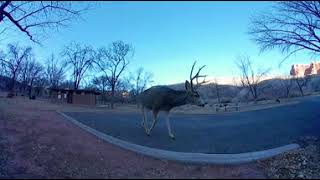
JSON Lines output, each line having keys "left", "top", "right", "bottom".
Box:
{"left": 220, "top": 98, "right": 232, "bottom": 104}
{"left": 257, "top": 97, "right": 267, "bottom": 101}
{"left": 6, "top": 93, "right": 14, "bottom": 98}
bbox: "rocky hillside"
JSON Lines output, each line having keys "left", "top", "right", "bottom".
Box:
{"left": 167, "top": 74, "right": 320, "bottom": 104}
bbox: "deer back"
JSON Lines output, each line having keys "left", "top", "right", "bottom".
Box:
{"left": 138, "top": 86, "right": 187, "bottom": 111}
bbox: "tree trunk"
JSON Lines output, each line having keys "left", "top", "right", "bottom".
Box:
{"left": 215, "top": 84, "right": 221, "bottom": 103}
{"left": 74, "top": 81, "right": 78, "bottom": 90}
{"left": 29, "top": 80, "right": 34, "bottom": 99}
{"left": 8, "top": 74, "right": 16, "bottom": 98}
{"left": 111, "top": 86, "right": 115, "bottom": 109}
{"left": 298, "top": 85, "right": 304, "bottom": 96}
{"left": 102, "top": 89, "right": 106, "bottom": 105}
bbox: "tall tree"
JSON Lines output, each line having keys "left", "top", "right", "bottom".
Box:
{"left": 279, "top": 75, "right": 295, "bottom": 98}
{"left": 293, "top": 75, "right": 311, "bottom": 96}
{"left": 62, "top": 42, "right": 95, "bottom": 90}
{"left": 0, "top": 1, "right": 89, "bottom": 43}
{"left": 213, "top": 78, "right": 221, "bottom": 103}
{"left": 45, "top": 53, "right": 65, "bottom": 88}
{"left": 0, "top": 43, "right": 32, "bottom": 97}
{"left": 92, "top": 75, "right": 109, "bottom": 104}
{"left": 131, "top": 67, "right": 153, "bottom": 97}
{"left": 96, "top": 41, "right": 134, "bottom": 109}
{"left": 26, "top": 60, "right": 44, "bottom": 99}
{"left": 20, "top": 56, "right": 43, "bottom": 96}
{"left": 92, "top": 75, "right": 109, "bottom": 93}
{"left": 235, "top": 55, "right": 270, "bottom": 101}
{"left": 59, "top": 80, "right": 74, "bottom": 90}
{"left": 249, "top": 1, "right": 320, "bottom": 62}
{"left": 0, "top": 50, "right": 5, "bottom": 77}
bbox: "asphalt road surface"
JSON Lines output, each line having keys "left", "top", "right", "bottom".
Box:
{"left": 64, "top": 96, "right": 320, "bottom": 154}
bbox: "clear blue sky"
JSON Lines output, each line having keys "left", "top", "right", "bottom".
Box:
{"left": 1, "top": 1, "right": 315, "bottom": 86}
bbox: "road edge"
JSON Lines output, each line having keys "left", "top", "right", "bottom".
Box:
{"left": 57, "top": 111, "right": 300, "bottom": 165}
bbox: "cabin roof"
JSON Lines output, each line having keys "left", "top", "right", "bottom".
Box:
{"left": 48, "top": 88, "right": 101, "bottom": 95}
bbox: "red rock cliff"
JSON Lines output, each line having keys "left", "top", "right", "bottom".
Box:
{"left": 290, "top": 62, "right": 320, "bottom": 76}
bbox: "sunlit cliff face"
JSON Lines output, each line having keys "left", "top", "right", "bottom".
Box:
{"left": 290, "top": 62, "right": 320, "bottom": 76}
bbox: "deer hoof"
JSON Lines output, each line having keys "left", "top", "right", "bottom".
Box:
{"left": 146, "top": 131, "right": 150, "bottom": 136}
{"left": 169, "top": 135, "right": 175, "bottom": 140}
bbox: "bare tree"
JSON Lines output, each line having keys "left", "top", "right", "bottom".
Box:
{"left": 0, "top": 1, "right": 89, "bottom": 43}
{"left": 33, "top": 76, "right": 47, "bottom": 94}
{"left": 131, "top": 67, "right": 154, "bottom": 97}
{"left": 115, "top": 77, "right": 133, "bottom": 104}
{"left": 293, "top": 75, "right": 311, "bottom": 96}
{"left": 213, "top": 78, "right": 221, "bottom": 103}
{"left": 28, "top": 61, "right": 43, "bottom": 99}
{"left": 45, "top": 53, "right": 65, "bottom": 88}
{"left": 62, "top": 42, "right": 95, "bottom": 90}
{"left": 0, "top": 43, "right": 32, "bottom": 97}
{"left": 20, "top": 58, "right": 31, "bottom": 94}
{"left": 92, "top": 75, "right": 109, "bottom": 93}
{"left": 235, "top": 55, "right": 270, "bottom": 101}
{"left": 0, "top": 50, "right": 6, "bottom": 77}
{"left": 59, "top": 80, "right": 73, "bottom": 89}
{"left": 92, "top": 75, "right": 109, "bottom": 104}
{"left": 280, "top": 75, "right": 295, "bottom": 98}
{"left": 95, "top": 41, "right": 134, "bottom": 109}
{"left": 20, "top": 58, "right": 44, "bottom": 99}
{"left": 249, "top": 1, "right": 320, "bottom": 62}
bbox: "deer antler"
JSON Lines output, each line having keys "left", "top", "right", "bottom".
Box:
{"left": 189, "top": 61, "right": 207, "bottom": 91}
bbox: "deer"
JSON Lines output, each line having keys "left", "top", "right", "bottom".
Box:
{"left": 137, "top": 61, "right": 207, "bottom": 139}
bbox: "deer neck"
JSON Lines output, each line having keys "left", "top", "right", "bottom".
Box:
{"left": 171, "top": 91, "right": 188, "bottom": 107}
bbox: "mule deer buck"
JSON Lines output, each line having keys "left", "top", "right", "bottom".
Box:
{"left": 137, "top": 61, "right": 207, "bottom": 139}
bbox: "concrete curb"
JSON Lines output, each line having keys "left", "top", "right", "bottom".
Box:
{"left": 57, "top": 111, "right": 300, "bottom": 165}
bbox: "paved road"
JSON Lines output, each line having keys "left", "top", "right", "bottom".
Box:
{"left": 65, "top": 96, "right": 320, "bottom": 154}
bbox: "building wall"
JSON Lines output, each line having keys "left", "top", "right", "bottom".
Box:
{"left": 72, "top": 93, "right": 96, "bottom": 106}
{"left": 49, "top": 91, "right": 68, "bottom": 103}
{"left": 49, "top": 89, "right": 97, "bottom": 106}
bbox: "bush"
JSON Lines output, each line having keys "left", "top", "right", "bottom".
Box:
{"left": 6, "top": 93, "right": 14, "bottom": 98}
{"left": 220, "top": 98, "right": 232, "bottom": 104}
{"left": 257, "top": 97, "right": 267, "bottom": 101}
{"left": 289, "top": 93, "right": 301, "bottom": 98}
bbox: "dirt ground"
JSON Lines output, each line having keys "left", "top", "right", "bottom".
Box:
{"left": 0, "top": 96, "right": 318, "bottom": 178}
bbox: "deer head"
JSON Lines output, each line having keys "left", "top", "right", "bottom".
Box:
{"left": 184, "top": 61, "right": 207, "bottom": 107}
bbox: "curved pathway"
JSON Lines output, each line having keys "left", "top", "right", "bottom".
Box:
{"left": 63, "top": 96, "right": 320, "bottom": 154}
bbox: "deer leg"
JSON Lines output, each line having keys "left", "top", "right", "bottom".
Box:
{"left": 141, "top": 107, "right": 145, "bottom": 127}
{"left": 148, "top": 109, "right": 159, "bottom": 135}
{"left": 165, "top": 111, "right": 175, "bottom": 140}
{"left": 141, "top": 107, "right": 149, "bottom": 135}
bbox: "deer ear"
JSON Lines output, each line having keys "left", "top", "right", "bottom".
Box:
{"left": 185, "top": 80, "right": 191, "bottom": 91}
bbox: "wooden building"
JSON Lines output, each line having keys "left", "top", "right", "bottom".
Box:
{"left": 49, "top": 88, "right": 100, "bottom": 106}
